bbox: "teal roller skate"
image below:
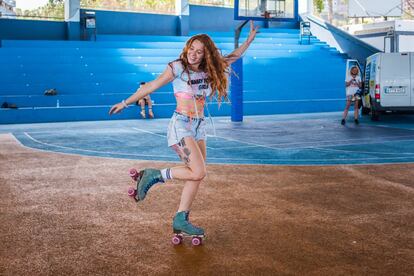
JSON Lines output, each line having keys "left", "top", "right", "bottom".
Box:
{"left": 171, "top": 211, "right": 205, "bottom": 246}
{"left": 128, "top": 168, "right": 164, "bottom": 202}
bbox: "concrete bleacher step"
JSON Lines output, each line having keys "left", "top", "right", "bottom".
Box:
{"left": 0, "top": 57, "right": 346, "bottom": 76}
{"left": 1, "top": 37, "right": 323, "bottom": 48}
{"left": 0, "top": 81, "right": 168, "bottom": 94}
{"left": 2, "top": 83, "right": 345, "bottom": 108}
{"left": 0, "top": 106, "right": 169, "bottom": 124}
{"left": 189, "top": 29, "right": 301, "bottom": 36}
{"left": 1, "top": 91, "right": 175, "bottom": 107}
{"left": 0, "top": 96, "right": 344, "bottom": 124}
{"left": 0, "top": 52, "right": 346, "bottom": 75}
{"left": 0, "top": 64, "right": 346, "bottom": 94}
{"left": 1, "top": 77, "right": 345, "bottom": 96}
{"left": 0, "top": 45, "right": 332, "bottom": 59}
{"left": 242, "top": 99, "right": 344, "bottom": 115}
{"left": 0, "top": 64, "right": 346, "bottom": 86}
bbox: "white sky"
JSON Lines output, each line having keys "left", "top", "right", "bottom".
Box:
{"left": 15, "top": 0, "right": 50, "bottom": 10}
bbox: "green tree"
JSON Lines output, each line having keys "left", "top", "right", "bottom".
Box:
{"left": 313, "top": 0, "right": 324, "bottom": 14}
{"left": 15, "top": 0, "right": 64, "bottom": 20}
{"left": 15, "top": 0, "right": 237, "bottom": 19}
{"left": 81, "top": 0, "right": 175, "bottom": 14}
{"left": 190, "top": 0, "right": 234, "bottom": 7}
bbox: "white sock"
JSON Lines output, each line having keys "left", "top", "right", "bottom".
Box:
{"left": 161, "top": 168, "right": 173, "bottom": 180}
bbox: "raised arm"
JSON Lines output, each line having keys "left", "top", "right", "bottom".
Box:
{"left": 225, "top": 21, "right": 259, "bottom": 66}
{"left": 109, "top": 65, "right": 174, "bottom": 115}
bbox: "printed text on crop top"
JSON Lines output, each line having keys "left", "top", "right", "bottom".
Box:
{"left": 169, "top": 60, "right": 212, "bottom": 118}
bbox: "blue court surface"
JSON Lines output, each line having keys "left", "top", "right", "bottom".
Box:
{"left": 2, "top": 112, "right": 414, "bottom": 165}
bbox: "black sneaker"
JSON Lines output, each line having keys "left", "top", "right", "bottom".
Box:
{"left": 354, "top": 119, "right": 359, "bottom": 125}
{"left": 341, "top": 119, "right": 346, "bottom": 125}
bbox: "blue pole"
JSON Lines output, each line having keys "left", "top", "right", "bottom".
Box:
{"left": 231, "top": 58, "right": 243, "bottom": 122}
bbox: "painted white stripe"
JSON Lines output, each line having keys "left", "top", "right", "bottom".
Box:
{"left": 210, "top": 134, "right": 414, "bottom": 153}
{"left": 206, "top": 98, "right": 344, "bottom": 105}
{"left": 311, "top": 145, "right": 414, "bottom": 155}
{"left": 23, "top": 132, "right": 175, "bottom": 158}
{"left": 131, "top": 127, "right": 166, "bottom": 138}
{"left": 209, "top": 134, "right": 274, "bottom": 150}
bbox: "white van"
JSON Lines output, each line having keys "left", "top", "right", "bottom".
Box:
{"left": 363, "top": 52, "right": 414, "bottom": 120}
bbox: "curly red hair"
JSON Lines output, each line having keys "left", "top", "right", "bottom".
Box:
{"left": 179, "top": 34, "right": 231, "bottom": 103}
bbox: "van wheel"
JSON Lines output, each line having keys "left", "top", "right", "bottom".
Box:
{"left": 370, "top": 97, "right": 380, "bottom": 121}
{"left": 371, "top": 109, "right": 380, "bottom": 121}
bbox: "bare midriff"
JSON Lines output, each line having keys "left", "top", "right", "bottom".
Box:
{"left": 174, "top": 92, "right": 205, "bottom": 118}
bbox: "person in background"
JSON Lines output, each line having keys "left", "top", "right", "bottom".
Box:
{"left": 136, "top": 82, "right": 154, "bottom": 119}
{"left": 342, "top": 66, "right": 362, "bottom": 125}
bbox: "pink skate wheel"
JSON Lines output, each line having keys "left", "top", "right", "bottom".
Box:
{"left": 127, "top": 187, "right": 136, "bottom": 197}
{"left": 172, "top": 235, "right": 182, "bottom": 245}
{"left": 191, "top": 237, "right": 202, "bottom": 246}
{"left": 129, "top": 168, "right": 138, "bottom": 177}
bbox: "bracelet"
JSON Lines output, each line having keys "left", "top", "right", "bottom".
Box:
{"left": 122, "top": 100, "right": 129, "bottom": 108}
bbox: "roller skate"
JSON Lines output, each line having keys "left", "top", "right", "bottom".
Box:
{"left": 171, "top": 211, "right": 205, "bottom": 246}
{"left": 128, "top": 168, "right": 164, "bottom": 202}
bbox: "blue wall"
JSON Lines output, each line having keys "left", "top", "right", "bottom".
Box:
{"left": 0, "top": 18, "right": 66, "bottom": 40}
{"left": 81, "top": 9, "right": 179, "bottom": 36}
{"left": 86, "top": 5, "right": 268, "bottom": 35}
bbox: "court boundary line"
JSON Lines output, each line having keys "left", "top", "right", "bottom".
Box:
{"left": 22, "top": 132, "right": 177, "bottom": 159}
{"left": 4, "top": 132, "right": 413, "bottom": 165}
{"left": 209, "top": 133, "right": 414, "bottom": 155}
{"left": 20, "top": 131, "right": 414, "bottom": 162}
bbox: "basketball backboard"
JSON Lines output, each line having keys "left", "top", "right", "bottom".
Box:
{"left": 234, "top": 0, "right": 298, "bottom": 21}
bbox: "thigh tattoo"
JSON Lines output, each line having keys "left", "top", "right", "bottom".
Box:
{"left": 178, "top": 138, "right": 191, "bottom": 164}
{"left": 178, "top": 138, "right": 186, "bottom": 147}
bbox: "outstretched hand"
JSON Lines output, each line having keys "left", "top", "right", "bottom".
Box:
{"left": 247, "top": 20, "right": 259, "bottom": 44}
{"left": 109, "top": 103, "right": 124, "bottom": 115}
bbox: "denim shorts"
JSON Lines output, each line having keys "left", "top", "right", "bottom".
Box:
{"left": 167, "top": 112, "right": 207, "bottom": 147}
{"left": 346, "top": 94, "right": 361, "bottom": 101}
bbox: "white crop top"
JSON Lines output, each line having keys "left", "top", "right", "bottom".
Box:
{"left": 169, "top": 60, "right": 212, "bottom": 98}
